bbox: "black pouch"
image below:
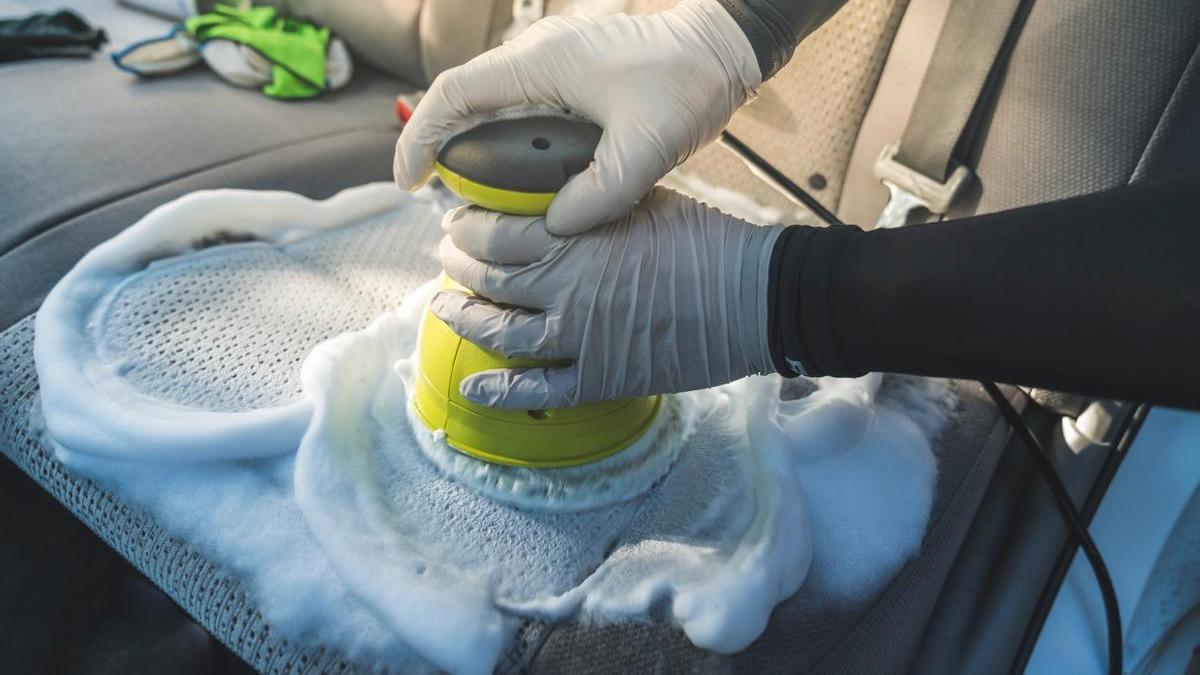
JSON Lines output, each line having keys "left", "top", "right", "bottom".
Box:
{"left": 0, "top": 10, "right": 107, "bottom": 63}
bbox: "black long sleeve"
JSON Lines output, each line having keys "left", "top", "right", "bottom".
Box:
{"left": 716, "top": 0, "right": 848, "bottom": 79}
{"left": 768, "top": 171, "right": 1200, "bottom": 410}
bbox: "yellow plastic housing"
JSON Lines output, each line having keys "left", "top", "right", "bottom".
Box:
{"left": 434, "top": 162, "right": 556, "bottom": 216}
{"left": 413, "top": 277, "right": 662, "bottom": 468}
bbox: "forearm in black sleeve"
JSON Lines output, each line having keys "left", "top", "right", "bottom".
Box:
{"left": 716, "top": 0, "right": 848, "bottom": 79}
{"left": 768, "top": 171, "right": 1200, "bottom": 410}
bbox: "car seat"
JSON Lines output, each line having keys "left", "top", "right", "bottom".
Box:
{"left": 1, "top": 0, "right": 1197, "bottom": 672}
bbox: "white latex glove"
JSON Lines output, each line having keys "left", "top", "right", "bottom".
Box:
{"left": 431, "top": 188, "right": 785, "bottom": 408}
{"left": 394, "top": 0, "right": 762, "bottom": 235}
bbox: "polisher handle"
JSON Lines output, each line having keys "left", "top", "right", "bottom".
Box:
{"left": 435, "top": 116, "right": 602, "bottom": 216}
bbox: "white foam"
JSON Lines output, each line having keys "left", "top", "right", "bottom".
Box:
{"left": 296, "top": 298, "right": 804, "bottom": 666}
{"left": 35, "top": 183, "right": 955, "bottom": 674}
{"left": 39, "top": 421, "right": 432, "bottom": 673}
{"left": 293, "top": 279, "right": 951, "bottom": 668}
{"left": 34, "top": 182, "right": 451, "bottom": 460}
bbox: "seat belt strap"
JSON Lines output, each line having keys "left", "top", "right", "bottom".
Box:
{"left": 874, "top": 0, "right": 1034, "bottom": 228}
{"left": 837, "top": 0, "right": 956, "bottom": 227}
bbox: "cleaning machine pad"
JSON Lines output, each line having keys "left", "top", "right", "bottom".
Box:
{"left": 34, "top": 182, "right": 957, "bottom": 674}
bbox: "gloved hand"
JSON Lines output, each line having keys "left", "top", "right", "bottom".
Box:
{"left": 394, "top": 0, "right": 762, "bottom": 235}
{"left": 431, "top": 189, "right": 785, "bottom": 408}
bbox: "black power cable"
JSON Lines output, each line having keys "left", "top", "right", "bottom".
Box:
{"left": 719, "top": 136, "right": 1124, "bottom": 674}
{"left": 981, "top": 382, "right": 1122, "bottom": 675}
{"left": 718, "top": 132, "right": 842, "bottom": 225}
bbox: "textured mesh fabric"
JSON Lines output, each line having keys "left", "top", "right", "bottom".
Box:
{"left": 0, "top": 1, "right": 937, "bottom": 672}
{"left": 666, "top": 141, "right": 820, "bottom": 224}
{"left": 962, "top": 0, "right": 1200, "bottom": 214}
{"left": 725, "top": 0, "right": 908, "bottom": 213}
{"left": 4, "top": 301, "right": 975, "bottom": 674}
{"left": 0, "top": 317, "right": 364, "bottom": 674}
{"left": 1131, "top": 36, "right": 1200, "bottom": 182}
{"left": 9, "top": 0, "right": 1197, "bottom": 671}
{"left": 377, "top": 415, "right": 649, "bottom": 603}
{"left": 628, "top": 0, "right": 909, "bottom": 215}
{"left": 529, "top": 380, "right": 1007, "bottom": 673}
{"left": 94, "top": 210, "right": 441, "bottom": 413}
{"left": 526, "top": 1, "right": 1200, "bottom": 671}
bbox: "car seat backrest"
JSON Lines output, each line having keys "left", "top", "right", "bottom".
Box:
{"left": 846, "top": 0, "right": 1200, "bottom": 226}
{"left": 629, "top": 0, "right": 910, "bottom": 223}
{"left": 961, "top": 0, "right": 1200, "bottom": 212}
{"left": 631, "top": 0, "right": 1200, "bottom": 231}
{"left": 200, "top": 0, "right": 514, "bottom": 85}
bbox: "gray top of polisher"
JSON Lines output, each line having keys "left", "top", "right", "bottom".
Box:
{"left": 437, "top": 116, "right": 602, "bottom": 193}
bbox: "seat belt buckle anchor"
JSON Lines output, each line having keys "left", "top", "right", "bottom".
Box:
{"left": 873, "top": 142, "right": 972, "bottom": 228}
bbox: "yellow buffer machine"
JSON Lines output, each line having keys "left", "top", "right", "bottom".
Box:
{"left": 412, "top": 115, "right": 662, "bottom": 468}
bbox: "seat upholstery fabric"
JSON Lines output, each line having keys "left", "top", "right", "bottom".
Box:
{"left": 12, "top": 0, "right": 1200, "bottom": 672}
{"left": 0, "top": 3, "right": 1004, "bottom": 674}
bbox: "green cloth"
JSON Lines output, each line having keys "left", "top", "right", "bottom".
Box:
{"left": 185, "top": 5, "right": 329, "bottom": 99}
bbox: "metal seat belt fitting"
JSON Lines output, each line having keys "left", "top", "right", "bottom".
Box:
{"left": 873, "top": 141, "right": 972, "bottom": 228}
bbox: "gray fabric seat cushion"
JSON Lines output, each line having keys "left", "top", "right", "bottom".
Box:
{"left": 0, "top": 10, "right": 1008, "bottom": 668}
{"left": 529, "top": 381, "right": 1008, "bottom": 673}
{"left": 0, "top": 3, "right": 1008, "bottom": 674}
{"left": 0, "top": 312, "right": 1007, "bottom": 674}
{"left": 0, "top": 6, "right": 421, "bottom": 670}
{"left": 7, "top": 0, "right": 1199, "bottom": 672}
{"left": 0, "top": 318, "right": 356, "bottom": 673}
{"left": 0, "top": 5, "right": 405, "bottom": 260}
{"left": 0, "top": 3, "right": 409, "bottom": 327}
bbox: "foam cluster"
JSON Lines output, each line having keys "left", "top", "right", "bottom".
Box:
{"left": 34, "top": 182, "right": 955, "bottom": 675}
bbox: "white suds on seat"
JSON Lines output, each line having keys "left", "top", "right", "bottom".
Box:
{"left": 35, "top": 183, "right": 956, "bottom": 674}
